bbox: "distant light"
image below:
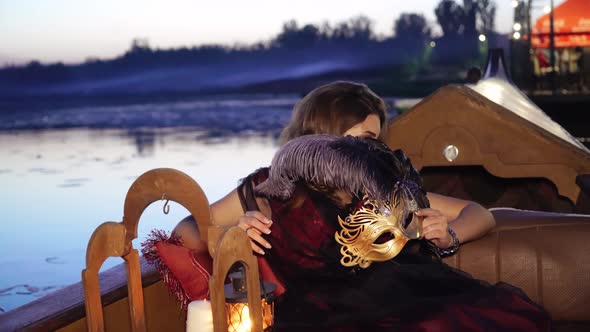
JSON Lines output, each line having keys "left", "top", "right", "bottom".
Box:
{"left": 513, "top": 31, "right": 521, "bottom": 40}
{"left": 511, "top": 0, "right": 519, "bottom": 8}
{"left": 478, "top": 34, "right": 486, "bottom": 42}
{"left": 543, "top": 5, "right": 551, "bottom": 13}
{"left": 429, "top": 41, "right": 436, "bottom": 48}
{"left": 513, "top": 22, "right": 522, "bottom": 31}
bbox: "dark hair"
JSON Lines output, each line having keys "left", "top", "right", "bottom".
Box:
{"left": 279, "top": 81, "right": 388, "bottom": 144}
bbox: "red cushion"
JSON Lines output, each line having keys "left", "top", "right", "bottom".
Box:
{"left": 155, "top": 241, "right": 212, "bottom": 300}
{"left": 142, "top": 229, "right": 284, "bottom": 309}
{"left": 141, "top": 229, "right": 212, "bottom": 309}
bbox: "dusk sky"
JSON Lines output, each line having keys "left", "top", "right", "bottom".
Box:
{"left": 0, "top": 0, "right": 562, "bottom": 66}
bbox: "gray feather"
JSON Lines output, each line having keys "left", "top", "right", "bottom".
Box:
{"left": 254, "top": 135, "right": 398, "bottom": 201}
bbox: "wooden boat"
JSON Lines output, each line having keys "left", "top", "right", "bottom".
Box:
{"left": 3, "top": 171, "right": 590, "bottom": 331}
{"left": 2, "top": 51, "right": 590, "bottom": 331}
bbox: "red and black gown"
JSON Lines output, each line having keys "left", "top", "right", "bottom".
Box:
{"left": 238, "top": 167, "right": 552, "bottom": 332}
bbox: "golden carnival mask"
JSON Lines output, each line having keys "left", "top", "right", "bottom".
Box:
{"left": 335, "top": 181, "right": 424, "bottom": 269}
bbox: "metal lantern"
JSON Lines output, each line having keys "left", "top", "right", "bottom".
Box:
{"left": 225, "top": 270, "right": 276, "bottom": 332}
{"left": 209, "top": 226, "right": 276, "bottom": 332}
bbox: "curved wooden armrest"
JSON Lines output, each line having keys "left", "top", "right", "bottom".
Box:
{"left": 444, "top": 207, "right": 590, "bottom": 321}
{"left": 489, "top": 207, "right": 590, "bottom": 229}
{"left": 122, "top": 168, "right": 211, "bottom": 247}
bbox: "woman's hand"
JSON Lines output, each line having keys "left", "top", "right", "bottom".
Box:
{"left": 237, "top": 211, "right": 273, "bottom": 255}
{"left": 416, "top": 208, "right": 453, "bottom": 249}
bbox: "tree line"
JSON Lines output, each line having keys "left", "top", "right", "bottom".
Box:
{"left": 0, "top": 0, "right": 499, "bottom": 90}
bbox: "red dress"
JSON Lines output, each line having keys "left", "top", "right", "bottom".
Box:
{"left": 240, "top": 168, "right": 552, "bottom": 332}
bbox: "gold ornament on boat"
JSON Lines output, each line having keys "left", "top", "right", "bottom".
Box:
{"left": 335, "top": 182, "right": 424, "bottom": 269}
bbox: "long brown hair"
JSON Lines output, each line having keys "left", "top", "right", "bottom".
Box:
{"left": 279, "top": 81, "right": 388, "bottom": 144}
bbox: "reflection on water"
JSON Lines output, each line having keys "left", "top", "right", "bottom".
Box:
{"left": 0, "top": 128, "right": 278, "bottom": 312}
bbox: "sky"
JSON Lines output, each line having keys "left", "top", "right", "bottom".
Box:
{"left": 0, "top": 0, "right": 564, "bottom": 66}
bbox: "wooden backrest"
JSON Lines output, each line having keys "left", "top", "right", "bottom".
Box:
{"left": 443, "top": 208, "right": 590, "bottom": 320}
{"left": 82, "top": 168, "right": 211, "bottom": 332}
{"left": 209, "top": 226, "right": 264, "bottom": 332}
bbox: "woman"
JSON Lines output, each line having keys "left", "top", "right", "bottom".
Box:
{"left": 175, "top": 81, "right": 550, "bottom": 331}
{"left": 204, "top": 81, "right": 495, "bottom": 255}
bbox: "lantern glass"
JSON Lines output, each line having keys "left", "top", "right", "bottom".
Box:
{"left": 225, "top": 298, "right": 274, "bottom": 332}
{"left": 224, "top": 266, "right": 276, "bottom": 332}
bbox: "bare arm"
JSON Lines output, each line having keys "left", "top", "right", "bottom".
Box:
{"left": 210, "top": 189, "right": 249, "bottom": 226}
{"left": 210, "top": 188, "right": 273, "bottom": 254}
{"left": 420, "top": 192, "right": 496, "bottom": 248}
{"left": 172, "top": 187, "right": 273, "bottom": 254}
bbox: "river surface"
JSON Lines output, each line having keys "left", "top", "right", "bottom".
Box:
{"left": 0, "top": 94, "right": 416, "bottom": 312}
{"left": 0, "top": 95, "right": 303, "bottom": 312}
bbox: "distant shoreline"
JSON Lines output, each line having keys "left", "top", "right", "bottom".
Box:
{"left": 0, "top": 64, "right": 455, "bottom": 113}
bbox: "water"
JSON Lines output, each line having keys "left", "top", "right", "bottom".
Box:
{"left": 0, "top": 94, "right": 403, "bottom": 313}
{"left": 0, "top": 96, "right": 299, "bottom": 313}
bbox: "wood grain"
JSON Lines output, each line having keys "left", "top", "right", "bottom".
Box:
{"left": 209, "top": 226, "right": 263, "bottom": 332}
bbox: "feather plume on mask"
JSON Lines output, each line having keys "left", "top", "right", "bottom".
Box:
{"left": 254, "top": 134, "right": 428, "bottom": 208}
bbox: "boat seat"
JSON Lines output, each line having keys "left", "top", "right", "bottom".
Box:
{"left": 81, "top": 168, "right": 211, "bottom": 332}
